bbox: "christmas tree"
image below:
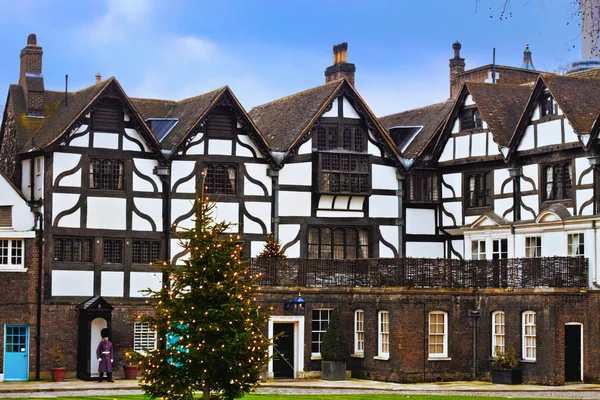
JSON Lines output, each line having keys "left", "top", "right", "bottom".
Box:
{"left": 133, "top": 195, "right": 271, "bottom": 400}
{"left": 256, "top": 232, "right": 286, "bottom": 259}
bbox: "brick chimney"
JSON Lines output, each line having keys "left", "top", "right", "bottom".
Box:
{"left": 325, "top": 42, "right": 356, "bottom": 85}
{"left": 19, "top": 34, "right": 45, "bottom": 116}
{"left": 449, "top": 41, "right": 465, "bottom": 98}
{"left": 95, "top": 73, "right": 102, "bottom": 84}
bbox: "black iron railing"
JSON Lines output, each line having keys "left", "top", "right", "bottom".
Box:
{"left": 247, "top": 257, "right": 588, "bottom": 289}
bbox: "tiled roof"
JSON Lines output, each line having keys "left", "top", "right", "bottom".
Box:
{"left": 564, "top": 68, "right": 600, "bottom": 80}
{"left": 130, "top": 98, "right": 176, "bottom": 120}
{"left": 379, "top": 99, "right": 454, "bottom": 158}
{"left": 541, "top": 73, "right": 600, "bottom": 135}
{"left": 249, "top": 80, "right": 342, "bottom": 152}
{"left": 466, "top": 82, "right": 533, "bottom": 147}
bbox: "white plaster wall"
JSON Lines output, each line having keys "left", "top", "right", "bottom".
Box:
{"left": 279, "top": 224, "right": 300, "bottom": 257}
{"left": 244, "top": 164, "right": 271, "bottom": 196}
{"left": 517, "top": 125, "right": 535, "bottom": 151}
{"left": 321, "top": 98, "right": 338, "bottom": 117}
{"left": 93, "top": 132, "right": 119, "bottom": 149}
{"left": 279, "top": 191, "right": 311, "bottom": 216}
{"left": 185, "top": 133, "right": 204, "bottom": 155}
{"left": 575, "top": 157, "right": 592, "bottom": 185}
{"left": 208, "top": 139, "right": 232, "bottom": 155}
{"left": 87, "top": 197, "right": 126, "bottom": 230}
{"left": 465, "top": 95, "right": 475, "bottom": 106}
{"left": 52, "top": 193, "right": 80, "bottom": 228}
{"left": 171, "top": 161, "right": 196, "bottom": 193}
{"left": 494, "top": 168, "right": 511, "bottom": 194}
{"left": 133, "top": 198, "right": 163, "bottom": 231}
{"left": 171, "top": 199, "right": 194, "bottom": 229}
{"left": 317, "top": 210, "right": 363, "bottom": 217}
{"left": 33, "top": 156, "right": 44, "bottom": 201}
{"left": 371, "top": 164, "right": 397, "bottom": 190}
{"left": 405, "top": 242, "right": 444, "bottom": 258}
{"left": 250, "top": 241, "right": 266, "bottom": 258}
{"left": 471, "top": 133, "right": 487, "bottom": 157}
{"left": 451, "top": 119, "right": 459, "bottom": 134}
{"left": 244, "top": 202, "right": 271, "bottom": 234}
{"left": 442, "top": 173, "right": 462, "bottom": 198}
{"left": 170, "top": 238, "right": 189, "bottom": 265}
{"left": 318, "top": 196, "right": 334, "bottom": 209}
{"left": 521, "top": 195, "right": 539, "bottom": 219}
{"left": 564, "top": 120, "right": 579, "bottom": 143}
{"left": 123, "top": 128, "right": 150, "bottom": 152}
{"left": 454, "top": 135, "right": 469, "bottom": 159}
{"left": 69, "top": 130, "right": 89, "bottom": 147}
{"left": 342, "top": 97, "right": 360, "bottom": 119}
{"left": 542, "top": 231, "right": 564, "bottom": 256}
{"left": 487, "top": 132, "right": 500, "bottom": 155}
{"left": 537, "top": 119, "right": 562, "bottom": 147}
{"left": 464, "top": 215, "right": 478, "bottom": 225}
{"left": 237, "top": 135, "right": 263, "bottom": 158}
{"left": 130, "top": 272, "right": 162, "bottom": 297}
{"left": 20, "top": 159, "right": 31, "bottom": 201}
{"left": 379, "top": 225, "right": 398, "bottom": 256}
{"left": 442, "top": 201, "right": 462, "bottom": 226}
{"left": 214, "top": 202, "right": 239, "bottom": 232}
{"left": 514, "top": 234, "right": 525, "bottom": 258}
{"left": 297, "top": 139, "right": 312, "bottom": 155}
{"left": 406, "top": 208, "right": 436, "bottom": 235}
{"left": 577, "top": 188, "right": 594, "bottom": 215}
{"left": 101, "top": 271, "right": 124, "bottom": 297}
{"left": 521, "top": 164, "right": 538, "bottom": 191}
{"left": 451, "top": 240, "right": 464, "bottom": 258}
{"left": 52, "top": 270, "right": 93, "bottom": 296}
{"left": 439, "top": 138, "right": 454, "bottom": 162}
{"left": 0, "top": 176, "right": 34, "bottom": 231}
{"left": 369, "top": 195, "right": 398, "bottom": 218}
{"left": 279, "top": 163, "right": 311, "bottom": 186}
{"left": 494, "top": 198, "right": 512, "bottom": 218}
{"left": 133, "top": 159, "right": 161, "bottom": 192}
{"left": 53, "top": 153, "right": 81, "bottom": 187}
{"left": 368, "top": 131, "right": 382, "bottom": 156}
{"left": 532, "top": 106, "right": 540, "bottom": 121}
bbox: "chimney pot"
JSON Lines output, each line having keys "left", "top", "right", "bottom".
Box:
{"left": 452, "top": 41, "right": 462, "bottom": 58}
{"left": 95, "top": 73, "right": 102, "bottom": 84}
{"left": 325, "top": 42, "right": 356, "bottom": 85}
{"left": 27, "top": 34, "right": 37, "bottom": 46}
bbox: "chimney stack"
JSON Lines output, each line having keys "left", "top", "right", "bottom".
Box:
{"left": 19, "top": 34, "right": 45, "bottom": 116}
{"left": 95, "top": 73, "right": 102, "bottom": 84}
{"left": 325, "top": 42, "right": 356, "bottom": 85}
{"left": 449, "top": 41, "right": 465, "bottom": 98}
{"left": 521, "top": 44, "right": 536, "bottom": 70}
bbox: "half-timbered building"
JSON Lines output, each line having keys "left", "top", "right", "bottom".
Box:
{"left": 3, "top": 34, "right": 600, "bottom": 385}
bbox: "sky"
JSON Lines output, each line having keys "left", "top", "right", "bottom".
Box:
{"left": 0, "top": 0, "right": 588, "bottom": 117}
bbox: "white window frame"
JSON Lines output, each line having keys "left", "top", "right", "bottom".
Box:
{"left": 525, "top": 236, "right": 542, "bottom": 257}
{"left": 311, "top": 308, "right": 333, "bottom": 358}
{"left": 354, "top": 309, "right": 364, "bottom": 356}
{"left": 567, "top": 233, "right": 585, "bottom": 257}
{"left": 428, "top": 311, "right": 448, "bottom": 359}
{"left": 0, "top": 239, "right": 24, "bottom": 271}
{"left": 491, "top": 311, "right": 505, "bottom": 357}
{"left": 376, "top": 310, "right": 389, "bottom": 360}
{"left": 471, "top": 240, "right": 486, "bottom": 260}
{"left": 492, "top": 238, "right": 508, "bottom": 260}
{"left": 522, "top": 311, "right": 536, "bottom": 361}
{"left": 133, "top": 322, "right": 157, "bottom": 354}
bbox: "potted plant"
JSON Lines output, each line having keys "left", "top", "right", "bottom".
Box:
{"left": 121, "top": 348, "right": 139, "bottom": 380}
{"left": 50, "top": 344, "right": 67, "bottom": 382}
{"left": 491, "top": 346, "right": 521, "bottom": 384}
{"left": 320, "top": 308, "right": 350, "bottom": 380}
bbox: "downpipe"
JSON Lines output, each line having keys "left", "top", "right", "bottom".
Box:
{"left": 592, "top": 221, "right": 600, "bottom": 289}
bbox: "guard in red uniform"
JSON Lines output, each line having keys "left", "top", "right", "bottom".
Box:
{"left": 96, "top": 328, "right": 114, "bottom": 382}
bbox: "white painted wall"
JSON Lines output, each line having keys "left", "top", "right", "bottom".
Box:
{"left": 371, "top": 164, "right": 397, "bottom": 190}
{"left": 321, "top": 98, "right": 338, "bottom": 118}
{"left": 521, "top": 165, "right": 538, "bottom": 191}
{"left": 369, "top": 195, "right": 397, "bottom": 218}
{"left": 279, "top": 163, "right": 311, "bottom": 186}
{"left": 451, "top": 240, "right": 464, "bottom": 258}
{"left": 0, "top": 175, "right": 35, "bottom": 231}
{"left": 495, "top": 198, "right": 513, "bottom": 221}
{"left": 487, "top": 132, "right": 500, "bottom": 155}
{"left": 208, "top": 139, "right": 233, "bottom": 155}
{"left": 33, "top": 156, "right": 44, "bottom": 201}
{"left": 130, "top": 272, "right": 162, "bottom": 297}
{"left": 575, "top": 157, "right": 592, "bottom": 185}
{"left": 465, "top": 95, "right": 475, "bottom": 106}
{"left": 68, "top": 125, "right": 89, "bottom": 147}
{"left": 87, "top": 197, "right": 126, "bottom": 230}
{"left": 494, "top": 168, "right": 511, "bottom": 195}
{"left": 93, "top": 132, "right": 119, "bottom": 149}
{"left": 244, "top": 164, "right": 271, "bottom": 196}
{"left": 133, "top": 158, "right": 161, "bottom": 192}
{"left": 279, "top": 191, "right": 311, "bottom": 216}
{"left": 185, "top": 133, "right": 204, "bottom": 155}
{"left": 471, "top": 132, "right": 487, "bottom": 157}
{"left": 342, "top": 97, "right": 360, "bottom": 119}
{"left": 439, "top": 138, "right": 453, "bottom": 162}
{"left": 442, "top": 202, "right": 462, "bottom": 226}
{"left": 565, "top": 120, "right": 579, "bottom": 143}
{"left": 123, "top": 128, "right": 150, "bottom": 152}
{"left": 171, "top": 199, "right": 194, "bottom": 229}
{"left": 577, "top": 188, "right": 594, "bottom": 215}
{"left": 52, "top": 270, "right": 93, "bottom": 296}
{"left": 454, "top": 135, "right": 469, "bottom": 159}
{"left": 171, "top": 161, "right": 196, "bottom": 193}
{"left": 237, "top": 135, "right": 263, "bottom": 158}
{"left": 405, "top": 242, "right": 444, "bottom": 257}
{"left": 214, "top": 202, "right": 239, "bottom": 232}
{"left": 52, "top": 193, "right": 81, "bottom": 228}
{"left": 517, "top": 125, "right": 535, "bottom": 151}
{"left": 442, "top": 173, "right": 462, "bottom": 198}
{"left": 21, "top": 159, "right": 31, "bottom": 200}
{"left": 279, "top": 224, "right": 300, "bottom": 257}
{"left": 53, "top": 153, "right": 81, "bottom": 187}
{"left": 133, "top": 198, "right": 163, "bottom": 231}
{"left": 451, "top": 119, "right": 459, "bottom": 134}
{"left": 537, "top": 119, "right": 562, "bottom": 147}
{"left": 406, "top": 208, "right": 436, "bottom": 235}
{"left": 379, "top": 225, "right": 398, "bottom": 256}
{"left": 297, "top": 139, "right": 312, "bottom": 155}
{"left": 243, "top": 202, "right": 271, "bottom": 234}
{"left": 101, "top": 271, "right": 124, "bottom": 297}
{"left": 521, "top": 195, "right": 539, "bottom": 219}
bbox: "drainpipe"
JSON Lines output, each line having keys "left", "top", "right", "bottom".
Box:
{"left": 468, "top": 309, "right": 480, "bottom": 380}
{"left": 587, "top": 156, "right": 600, "bottom": 289}
{"left": 29, "top": 202, "right": 43, "bottom": 380}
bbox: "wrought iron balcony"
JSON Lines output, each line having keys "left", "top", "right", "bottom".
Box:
{"left": 248, "top": 257, "right": 588, "bottom": 289}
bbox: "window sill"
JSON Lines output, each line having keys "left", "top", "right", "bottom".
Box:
{"left": 373, "top": 355, "right": 389, "bottom": 361}
{"left": 464, "top": 206, "right": 492, "bottom": 217}
{"left": 351, "top": 353, "right": 364, "bottom": 358}
{"left": 428, "top": 357, "right": 451, "bottom": 361}
{"left": 520, "top": 359, "right": 536, "bottom": 363}
{"left": 0, "top": 267, "right": 28, "bottom": 272}
{"left": 310, "top": 355, "right": 322, "bottom": 361}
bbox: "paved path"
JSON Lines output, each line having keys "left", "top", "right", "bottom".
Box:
{"left": 1, "top": 378, "right": 600, "bottom": 398}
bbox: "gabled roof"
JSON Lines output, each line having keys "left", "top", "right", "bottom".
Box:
{"left": 466, "top": 82, "right": 533, "bottom": 147}
{"left": 379, "top": 99, "right": 454, "bottom": 159}
{"left": 249, "top": 78, "right": 401, "bottom": 165}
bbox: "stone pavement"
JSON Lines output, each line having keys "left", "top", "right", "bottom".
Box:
{"left": 1, "top": 378, "right": 600, "bottom": 398}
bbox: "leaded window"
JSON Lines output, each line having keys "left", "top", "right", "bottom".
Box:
{"left": 132, "top": 241, "right": 161, "bottom": 264}
{"left": 461, "top": 108, "right": 482, "bottom": 130}
{"left": 540, "top": 94, "right": 556, "bottom": 117}
{"left": 308, "top": 227, "right": 369, "bottom": 259}
{"left": 103, "top": 239, "right": 123, "bottom": 264}
{"left": 202, "top": 164, "right": 236, "bottom": 195}
{"left": 318, "top": 153, "right": 370, "bottom": 194}
{"left": 54, "top": 238, "right": 93, "bottom": 262}
{"left": 543, "top": 162, "right": 572, "bottom": 201}
{"left": 90, "top": 159, "right": 124, "bottom": 190}
{"left": 465, "top": 172, "right": 491, "bottom": 208}
{"left": 316, "top": 124, "right": 366, "bottom": 152}
{"left": 408, "top": 171, "right": 439, "bottom": 203}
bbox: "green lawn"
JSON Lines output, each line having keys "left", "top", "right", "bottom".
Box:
{"left": 24, "top": 395, "right": 573, "bottom": 400}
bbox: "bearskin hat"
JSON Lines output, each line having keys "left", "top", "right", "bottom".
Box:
{"left": 101, "top": 328, "right": 110, "bottom": 338}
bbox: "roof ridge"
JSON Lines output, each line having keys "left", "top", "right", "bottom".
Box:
{"left": 130, "top": 97, "right": 177, "bottom": 104}
{"left": 380, "top": 99, "right": 454, "bottom": 118}
{"left": 466, "top": 82, "right": 533, "bottom": 89}
{"left": 250, "top": 80, "right": 340, "bottom": 111}
{"left": 174, "top": 86, "right": 227, "bottom": 105}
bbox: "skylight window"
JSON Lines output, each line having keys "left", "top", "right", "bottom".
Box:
{"left": 146, "top": 118, "right": 179, "bottom": 142}
{"left": 389, "top": 126, "right": 423, "bottom": 153}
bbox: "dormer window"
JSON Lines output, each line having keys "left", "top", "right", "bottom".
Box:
{"left": 540, "top": 94, "right": 556, "bottom": 117}
{"left": 460, "top": 108, "right": 482, "bottom": 131}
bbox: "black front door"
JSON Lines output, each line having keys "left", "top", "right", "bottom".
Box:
{"left": 565, "top": 325, "right": 582, "bottom": 382}
{"left": 273, "top": 323, "right": 294, "bottom": 378}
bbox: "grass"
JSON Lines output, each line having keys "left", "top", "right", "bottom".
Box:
{"left": 24, "top": 395, "right": 574, "bottom": 400}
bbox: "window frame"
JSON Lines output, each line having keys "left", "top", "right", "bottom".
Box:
{"left": 460, "top": 107, "right": 483, "bottom": 131}
{"left": 377, "top": 310, "right": 390, "bottom": 359}
{"left": 492, "top": 238, "right": 508, "bottom": 260}
{"left": 103, "top": 239, "right": 124, "bottom": 264}
{"left": 567, "top": 233, "right": 585, "bottom": 257}
{"left": 491, "top": 311, "right": 505, "bottom": 357}
{"left": 133, "top": 322, "right": 158, "bottom": 354}
{"left": 428, "top": 311, "right": 448, "bottom": 359}
{"left": 471, "top": 240, "right": 486, "bottom": 260}
{"left": 542, "top": 161, "right": 572, "bottom": 203}
{"left": 354, "top": 309, "right": 364, "bottom": 356}
{"left": 202, "top": 163, "right": 238, "bottom": 196}
{"left": 407, "top": 170, "right": 439, "bottom": 203}
{"left": 522, "top": 311, "right": 536, "bottom": 361}
{"left": 525, "top": 236, "right": 542, "bottom": 258}
{"left": 307, "top": 226, "right": 370, "bottom": 259}
{"left": 0, "top": 239, "right": 24, "bottom": 270}
{"left": 132, "top": 240, "right": 161, "bottom": 264}
{"left": 464, "top": 172, "right": 492, "bottom": 211}
{"left": 316, "top": 152, "right": 372, "bottom": 195}
{"left": 89, "top": 158, "right": 125, "bottom": 191}
{"left": 311, "top": 308, "right": 333, "bottom": 358}
{"left": 540, "top": 94, "right": 556, "bottom": 118}
{"left": 54, "top": 237, "right": 93, "bottom": 263}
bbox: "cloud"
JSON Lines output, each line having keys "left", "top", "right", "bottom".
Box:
{"left": 85, "top": 0, "right": 152, "bottom": 45}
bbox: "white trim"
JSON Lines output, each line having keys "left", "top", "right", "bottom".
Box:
{"left": 354, "top": 309, "right": 364, "bottom": 355}
{"left": 267, "top": 315, "right": 305, "bottom": 379}
{"left": 491, "top": 311, "right": 505, "bottom": 357}
{"left": 565, "top": 322, "right": 583, "bottom": 382}
{"left": 0, "top": 231, "right": 36, "bottom": 238}
{"left": 522, "top": 311, "right": 536, "bottom": 361}
{"left": 428, "top": 311, "right": 448, "bottom": 358}
{"left": 377, "top": 311, "right": 390, "bottom": 358}
{"left": 310, "top": 308, "right": 333, "bottom": 358}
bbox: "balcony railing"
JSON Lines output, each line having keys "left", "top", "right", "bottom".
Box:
{"left": 248, "top": 257, "right": 588, "bottom": 289}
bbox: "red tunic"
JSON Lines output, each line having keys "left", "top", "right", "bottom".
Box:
{"left": 96, "top": 340, "right": 113, "bottom": 373}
